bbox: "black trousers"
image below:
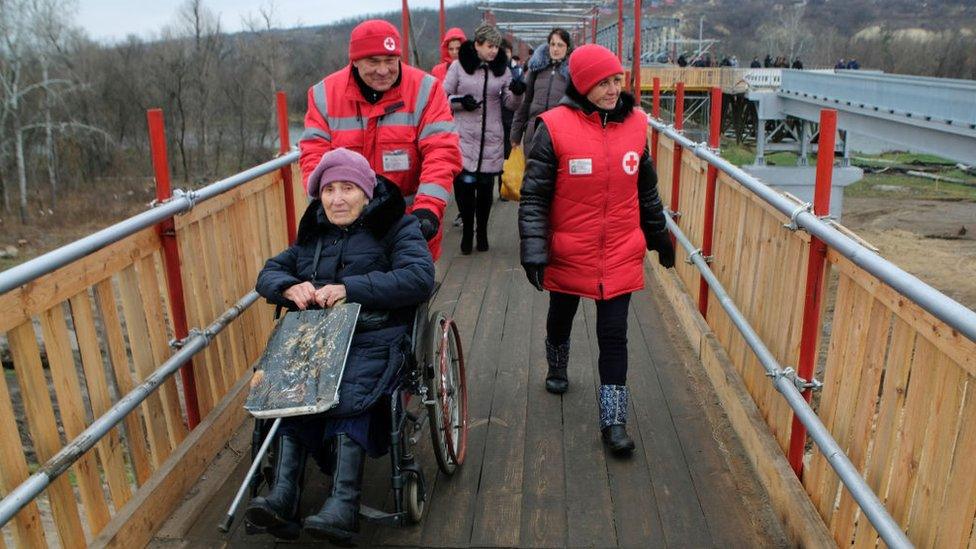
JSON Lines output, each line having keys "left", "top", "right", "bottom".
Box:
{"left": 454, "top": 171, "right": 495, "bottom": 240}
{"left": 546, "top": 291, "right": 631, "bottom": 386}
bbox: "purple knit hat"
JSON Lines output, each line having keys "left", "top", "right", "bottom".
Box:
{"left": 307, "top": 148, "right": 377, "bottom": 199}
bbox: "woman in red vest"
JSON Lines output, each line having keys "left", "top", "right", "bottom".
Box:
{"left": 518, "top": 44, "right": 675, "bottom": 455}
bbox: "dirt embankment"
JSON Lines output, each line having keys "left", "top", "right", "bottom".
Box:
{"left": 841, "top": 197, "right": 976, "bottom": 310}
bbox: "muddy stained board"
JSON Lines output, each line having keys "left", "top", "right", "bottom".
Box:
{"left": 244, "top": 304, "right": 360, "bottom": 418}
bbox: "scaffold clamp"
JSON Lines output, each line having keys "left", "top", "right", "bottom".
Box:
{"left": 172, "top": 188, "right": 200, "bottom": 211}
{"left": 784, "top": 202, "right": 812, "bottom": 231}
{"left": 769, "top": 367, "right": 823, "bottom": 392}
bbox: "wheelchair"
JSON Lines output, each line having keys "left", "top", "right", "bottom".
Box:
{"left": 220, "top": 283, "right": 468, "bottom": 535}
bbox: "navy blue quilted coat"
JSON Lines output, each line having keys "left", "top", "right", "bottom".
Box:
{"left": 255, "top": 178, "right": 435, "bottom": 417}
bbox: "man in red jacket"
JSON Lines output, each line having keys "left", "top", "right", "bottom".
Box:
{"left": 299, "top": 20, "right": 461, "bottom": 260}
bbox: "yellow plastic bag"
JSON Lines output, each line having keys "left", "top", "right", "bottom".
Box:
{"left": 500, "top": 146, "right": 525, "bottom": 201}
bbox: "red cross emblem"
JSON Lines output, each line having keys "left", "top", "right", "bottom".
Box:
{"left": 383, "top": 37, "right": 397, "bottom": 51}
{"left": 622, "top": 151, "right": 640, "bottom": 175}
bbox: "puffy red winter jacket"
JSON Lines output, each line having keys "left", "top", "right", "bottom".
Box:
{"left": 528, "top": 96, "right": 651, "bottom": 299}
{"left": 300, "top": 64, "right": 461, "bottom": 259}
{"left": 430, "top": 27, "right": 466, "bottom": 82}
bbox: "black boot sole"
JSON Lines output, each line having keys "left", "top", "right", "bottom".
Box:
{"left": 305, "top": 519, "right": 357, "bottom": 546}
{"left": 245, "top": 501, "right": 292, "bottom": 530}
{"left": 545, "top": 379, "right": 568, "bottom": 394}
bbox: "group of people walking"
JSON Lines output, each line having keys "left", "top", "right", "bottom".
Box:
{"left": 247, "top": 17, "right": 674, "bottom": 544}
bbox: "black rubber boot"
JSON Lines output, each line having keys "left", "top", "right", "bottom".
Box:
{"left": 304, "top": 434, "right": 365, "bottom": 545}
{"left": 544, "top": 338, "right": 570, "bottom": 394}
{"left": 460, "top": 225, "right": 473, "bottom": 255}
{"left": 245, "top": 434, "right": 305, "bottom": 532}
{"left": 599, "top": 385, "right": 635, "bottom": 456}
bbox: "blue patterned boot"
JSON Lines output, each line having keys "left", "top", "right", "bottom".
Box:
{"left": 599, "top": 385, "right": 636, "bottom": 456}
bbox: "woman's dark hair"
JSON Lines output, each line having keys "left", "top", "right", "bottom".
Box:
{"left": 547, "top": 28, "right": 572, "bottom": 51}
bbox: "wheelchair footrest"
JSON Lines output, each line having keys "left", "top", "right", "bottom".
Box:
{"left": 359, "top": 504, "right": 405, "bottom": 527}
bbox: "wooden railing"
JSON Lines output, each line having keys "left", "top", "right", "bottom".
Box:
{"left": 654, "top": 131, "right": 976, "bottom": 548}
{"left": 0, "top": 164, "right": 304, "bottom": 547}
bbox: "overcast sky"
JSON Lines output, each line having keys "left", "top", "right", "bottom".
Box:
{"left": 75, "top": 1, "right": 463, "bottom": 44}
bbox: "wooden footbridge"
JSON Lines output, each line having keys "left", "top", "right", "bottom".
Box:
{"left": 2, "top": 93, "right": 976, "bottom": 548}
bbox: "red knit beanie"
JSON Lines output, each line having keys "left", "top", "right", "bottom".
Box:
{"left": 348, "top": 20, "right": 401, "bottom": 61}
{"left": 569, "top": 44, "right": 624, "bottom": 95}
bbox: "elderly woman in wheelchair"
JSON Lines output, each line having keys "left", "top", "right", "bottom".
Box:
{"left": 250, "top": 148, "right": 435, "bottom": 543}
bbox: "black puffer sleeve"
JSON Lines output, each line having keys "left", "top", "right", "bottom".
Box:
{"left": 517, "top": 120, "right": 558, "bottom": 266}
{"left": 637, "top": 144, "right": 667, "bottom": 233}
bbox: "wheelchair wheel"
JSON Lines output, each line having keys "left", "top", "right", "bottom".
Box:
{"left": 425, "top": 312, "right": 467, "bottom": 476}
{"left": 404, "top": 470, "right": 425, "bottom": 524}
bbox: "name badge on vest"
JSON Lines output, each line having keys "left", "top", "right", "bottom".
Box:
{"left": 383, "top": 149, "right": 410, "bottom": 172}
{"left": 568, "top": 158, "right": 593, "bottom": 175}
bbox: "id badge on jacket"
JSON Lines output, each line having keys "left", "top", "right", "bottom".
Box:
{"left": 383, "top": 149, "right": 410, "bottom": 172}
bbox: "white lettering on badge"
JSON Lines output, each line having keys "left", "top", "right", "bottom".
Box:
{"left": 568, "top": 158, "right": 593, "bottom": 175}
{"left": 383, "top": 149, "right": 410, "bottom": 172}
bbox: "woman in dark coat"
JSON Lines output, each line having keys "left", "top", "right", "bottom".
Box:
{"left": 518, "top": 45, "right": 675, "bottom": 456}
{"left": 248, "top": 148, "right": 435, "bottom": 544}
{"left": 510, "top": 28, "right": 572, "bottom": 156}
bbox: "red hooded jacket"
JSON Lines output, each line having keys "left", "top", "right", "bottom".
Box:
{"left": 430, "top": 28, "right": 466, "bottom": 82}
{"left": 299, "top": 64, "right": 461, "bottom": 260}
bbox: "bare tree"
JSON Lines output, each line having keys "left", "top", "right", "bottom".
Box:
{"left": 758, "top": 2, "right": 812, "bottom": 62}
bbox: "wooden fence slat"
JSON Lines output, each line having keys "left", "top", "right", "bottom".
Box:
{"left": 68, "top": 292, "right": 134, "bottom": 510}
{"left": 210, "top": 209, "right": 248, "bottom": 382}
{"left": 173, "top": 172, "right": 277, "bottom": 229}
{"left": 852, "top": 318, "right": 917, "bottom": 549}
{"left": 884, "top": 338, "right": 942, "bottom": 527}
{"left": 184, "top": 221, "right": 228, "bottom": 402}
{"left": 94, "top": 279, "right": 152, "bottom": 485}
{"left": 117, "top": 266, "right": 173, "bottom": 467}
{"left": 7, "top": 322, "right": 88, "bottom": 546}
{"left": 0, "top": 350, "right": 47, "bottom": 547}
{"left": 39, "top": 306, "right": 113, "bottom": 533}
{"left": 172, "top": 227, "right": 216, "bottom": 417}
{"left": 134, "top": 255, "right": 188, "bottom": 448}
{"left": 226, "top": 200, "right": 262, "bottom": 368}
{"left": 905, "top": 355, "right": 967, "bottom": 546}
{"left": 198, "top": 215, "right": 240, "bottom": 393}
{"left": 932, "top": 379, "right": 976, "bottom": 548}
{"left": 0, "top": 229, "right": 159, "bottom": 334}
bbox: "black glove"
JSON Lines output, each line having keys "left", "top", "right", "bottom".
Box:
{"left": 644, "top": 228, "right": 675, "bottom": 268}
{"left": 413, "top": 208, "right": 440, "bottom": 241}
{"left": 460, "top": 94, "right": 480, "bottom": 111}
{"left": 508, "top": 79, "right": 527, "bottom": 95}
{"left": 522, "top": 263, "right": 545, "bottom": 291}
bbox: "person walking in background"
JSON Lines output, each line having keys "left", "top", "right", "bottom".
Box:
{"left": 299, "top": 20, "right": 461, "bottom": 261}
{"left": 518, "top": 44, "right": 675, "bottom": 456}
{"left": 792, "top": 57, "right": 804, "bottom": 69}
{"left": 431, "top": 27, "right": 466, "bottom": 82}
{"left": 750, "top": 56, "right": 761, "bottom": 68}
{"left": 511, "top": 28, "right": 571, "bottom": 157}
{"left": 499, "top": 38, "right": 523, "bottom": 202}
{"left": 444, "top": 24, "right": 524, "bottom": 254}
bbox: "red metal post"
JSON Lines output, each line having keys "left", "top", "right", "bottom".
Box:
{"left": 276, "top": 92, "right": 297, "bottom": 244}
{"left": 591, "top": 11, "right": 598, "bottom": 44}
{"left": 787, "top": 109, "right": 837, "bottom": 477}
{"left": 632, "top": 0, "right": 641, "bottom": 101}
{"left": 698, "top": 87, "right": 723, "bottom": 316}
{"left": 669, "top": 82, "right": 685, "bottom": 215}
{"left": 651, "top": 77, "right": 661, "bottom": 170}
{"left": 401, "top": 0, "right": 411, "bottom": 65}
{"left": 439, "top": 0, "right": 446, "bottom": 44}
{"left": 617, "top": 0, "right": 624, "bottom": 60}
{"left": 147, "top": 109, "right": 201, "bottom": 430}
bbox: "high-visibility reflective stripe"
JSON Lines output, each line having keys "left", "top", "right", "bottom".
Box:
{"left": 328, "top": 116, "right": 364, "bottom": 131}
{"left": 312, "top": 81, "right": 328, "bottom": 119}
{"left": 414, "top": 75, "right": 436, "bottom": 118}
{"left": 416, "top": 183, "right": 451, "bottom": 202}
{"left": 300, "top": 127, "right": 331, "bottom": 142}
{"left": 419, "top": 121, "right": 457, "bottom": 140}
{"left": 378, "top": 112, "right": 415, "bottom": 127}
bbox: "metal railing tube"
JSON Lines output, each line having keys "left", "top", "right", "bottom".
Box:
{"left": 648, "top": 117, "right": 976, "bottom": 344}
{"left": 0, "top": 151, "right": 299, "bottom": 296}
{"left": 0, "top": 291, "right": 260, "bottom": 529}
{"left": 664, "top": 212, "right": 913, "bottom": 549}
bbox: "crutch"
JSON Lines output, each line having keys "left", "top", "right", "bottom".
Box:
{"left": 218, "top": 417, "right": 282, "bottom": 532}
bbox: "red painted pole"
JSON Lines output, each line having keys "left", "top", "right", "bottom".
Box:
{"left": 632, "top": 0, "right": 641, "bottom": 101}
{"left": 787, "top": 109, "right": 837, "bottom": 477}
{"left": 591, "top": 11, "right": 597, "bottom": 44}
{"left": 698, "top": 87, "right": 723, "bottom": 316}
{"left": 669, "top": 82, "right": 685, "bottom": 215}
{"left": 147, "top": 109, "right": 201, "bottom": 430}
{"left": 617, "top": 0, "right": 624, "bottom": 60}
{"left": 276, "top": 92, "right": 297, "bottom": 244}
{"left": 401, "top": 0, "right": 411, "bottom": 65}
{"left": 651, "top": 77, "right": 661, "bottom": 170}
{"left": 439, "top": 0, "right": 446, "bottom": 44}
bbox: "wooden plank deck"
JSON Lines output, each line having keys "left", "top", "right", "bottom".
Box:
{"left": 155, "top": 200, "right": 790, "bottom": 548}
